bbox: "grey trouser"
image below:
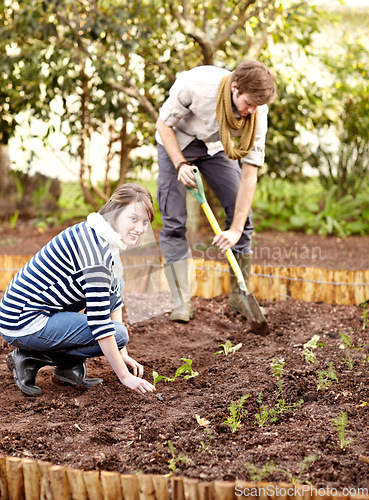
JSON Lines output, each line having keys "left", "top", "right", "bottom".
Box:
{"left": 157, "top": 139, "right": 253, "bottom": 263}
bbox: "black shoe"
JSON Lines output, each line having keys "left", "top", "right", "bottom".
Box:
{"left": 6, "top": 349, "right": 55, "bottom": 397}
{"left": 53, "top": 359, "right": 103, "bottom": 388}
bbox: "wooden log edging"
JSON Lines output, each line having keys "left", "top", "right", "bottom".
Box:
{"left": 1, "top": 455, "right": 368, "bottom": 500}
{"left": 0, "top": 255, "right": 368, "bottom": 306}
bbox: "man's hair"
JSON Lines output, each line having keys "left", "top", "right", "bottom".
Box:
{"left": 99, "top": 183, "right": 155, "bottom": 227}
{"left": 231, "top": 60, "right": 277, "bottom": 105}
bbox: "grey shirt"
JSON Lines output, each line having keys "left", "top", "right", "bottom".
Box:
{"left": 156, "top": 65, "right": 269, "bottom": 166}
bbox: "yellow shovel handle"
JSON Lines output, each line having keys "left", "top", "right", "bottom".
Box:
{"left": 201, "top": 202, "right": 245, "bottom": 287}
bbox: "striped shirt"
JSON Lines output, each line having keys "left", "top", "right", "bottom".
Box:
{"left": 0, "top": 222, "right": 123, "bottom": 341}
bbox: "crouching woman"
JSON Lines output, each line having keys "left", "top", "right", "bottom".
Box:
{"left": 0, "top": 183, "right": 156, "bottom": 397}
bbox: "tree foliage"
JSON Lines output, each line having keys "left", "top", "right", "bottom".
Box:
{"left": 306, "top": 17, "right": 369, "bottom": 196}
{"left": 1, "top": 0, "right": 366, "bottom": 210}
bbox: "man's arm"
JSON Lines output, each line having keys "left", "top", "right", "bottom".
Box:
{"left": 156, "top": 118, "right": 197, "bottom": 188}
{"left": 212, "top": 163, "right": 258, "bottom": 252}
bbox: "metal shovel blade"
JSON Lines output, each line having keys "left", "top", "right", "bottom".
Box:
{"left": 238, "top": 290, "right": 270, "bottom": 336}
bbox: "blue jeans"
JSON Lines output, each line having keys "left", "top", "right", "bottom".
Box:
{"left": 1, "top": 293, "right": 128, "bottom": 358}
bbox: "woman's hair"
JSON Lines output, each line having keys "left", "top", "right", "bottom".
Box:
{"left": 231, "top": 60, "right": 277, "bottom": 105}
{"left": 99, "top": 183, "right": 155, "bottom": 227}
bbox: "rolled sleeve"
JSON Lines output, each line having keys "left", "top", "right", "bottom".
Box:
{"left": 241, "top": 104, "right": 269, "bottom": 167}
{"left": 159, "top": 77, "right": 193, "bottom": 127}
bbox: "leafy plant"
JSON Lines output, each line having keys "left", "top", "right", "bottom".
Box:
{"left": 254, "top": 360, "right": 304, "bottom": 427}
{"left": 152, "top": 371, "right": 169, "bottom": 387}
{"left": 9, "top": 210, "right": 19, "bottom": 229}
{"left": 253, "top": 392, "right": 278, "bottom": 428}
{"left": 301, "top": 335, "right": 325, "bottom": 364}
{"left": 152, "top": 358, "right": 199, "bottom": 386}
{"left": 252, "top": 177, "right": 369, "bottom": 237}
{"left": 271, "top": 359, "right": 303, "bottom": 417}
{"left": 199, "top": 428, "right": 217, "bottom": 455}
{"left": 317, "top": 362, "right": 338, "bottom": 390}
{"left": 339, "top": 331, "right": 365, "bottom": 369}
{"left": 331, "top": 412, "right": 354, "bottom": 451}
{"left": 224, "top": 395, "right": 250, "bottom": 433}
{"left": 275, "top": 455, "right": 319, "bottom": 485}
{"left": 215, "top": 340, "right": 242, "bottom": 356}
{"left": 271, "top": 358, "right": 285, "bottom": 380}
{"left": 167, "top": 442, "right": 194, "bottom": 472}
{"left": 245, "top": 460, "right": 276, "bottom": 481}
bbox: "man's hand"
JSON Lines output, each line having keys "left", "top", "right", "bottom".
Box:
{"left": 212, "top": 229, "right": 242, "bottom": 252}
{"left": 177, "top": 163, "right": 197, "bottom": 188}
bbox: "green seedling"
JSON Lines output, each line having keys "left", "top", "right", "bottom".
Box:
{"left": 152, "top": 371, "right": 170, "bottom": 386}
{"left": 224, "top": 394, "right": 250, "bottom": 433}
{"left": 174, "top": 358, "right": 199, "bottom": 380}
{"left": 271, "top": 358, "right": 285, "bottom": 380}
{"left": 301, "top": 334, "right": 325, "bottom": 364}
{"left": 253, "top": 392, "right": 278, "bottom": 428}
{"left": 275, "top": 455, "right": 319, "bottom": 485}
{"left": 339, "top": 331, "right": 365, "bottom": 369}
{"left": 215, "top": 340, "right": 242, "bottom": 356}
{"left": 272, "top": 359, "right": 304, "bottom": 412}
{"left": 167, "top": 441, "right": 194, "bottom": 472}
{"left": 255, "top": 359, "right": 304, "bottom": 425}
{"left": 152, "top": 358, "right": 199, "bottom": 386}
{"left": 245, "top": 460, "right": 276, "bottom": 481}
{"left": 9, "top": 210, "right": 19, "bottom": 230}
{"left": 331, "top": 412, "right": 354, "bottom": 451}
{"left": 199, "top": 428, "right": 217, "bottom": 455}
{"left": 317, "top": 362, "right": 338, "bottom": 390}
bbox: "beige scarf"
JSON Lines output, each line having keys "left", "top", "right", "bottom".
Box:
{"left": 216, "top": 74, "right": 257, "bottom": 160}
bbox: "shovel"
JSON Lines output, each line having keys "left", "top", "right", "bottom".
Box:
{"left": 187, "top": 167, "right": 270, "bottom": 335}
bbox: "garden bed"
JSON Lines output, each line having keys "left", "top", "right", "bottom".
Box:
{"left": 0, "top": 295, "right": 368, "bottom": 490}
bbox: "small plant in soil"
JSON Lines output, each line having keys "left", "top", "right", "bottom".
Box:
{"left": 199, "top": 428, "right": 217, "bottom": 455}
{"left": 245, "top": 460, "right": 276, "bottom": 481}
{"left": 215, "top": 340, "right": 242, "bottom": 356}
{"left": 317, "top": 362, "right": 338, "bottom": 390}
{"left": 301, "top": 335, "right": 325, "bottom": 364}
{"left": 224, "top": 394, "right": 250, "bottom": 433}
{"left": 274, "top": 455, "right": 319, "bottom": 485}
{"left": 271, "top": 359, "right": 304, "bottom": 416}
{"left": 339, "top": 331, "right": 365, "bottom": 369}
{"left": 331, "top": 411, "right": 354, "bottom": 451}
{"left": 167, "top": 441, "right": 194, "bottom": 472}
{"left": 253, "top": 392, "right": 278, "bottom": 428}
{"left": 152, "top": 358, "right": 199, "bottom": 386}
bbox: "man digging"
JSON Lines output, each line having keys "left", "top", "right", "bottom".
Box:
{"left": 156, "top": 60, "right": 277, "bottom": 323}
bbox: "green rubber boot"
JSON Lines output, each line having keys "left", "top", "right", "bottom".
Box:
{"left": 164, "top": 260, "right": 195, "bottom": 323}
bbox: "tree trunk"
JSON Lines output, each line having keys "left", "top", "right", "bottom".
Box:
{"left": 0, "top": 144, "right": 11, "bottom": 196}
{"left": 116, "top": 113, "right": 139, "bottom": 187}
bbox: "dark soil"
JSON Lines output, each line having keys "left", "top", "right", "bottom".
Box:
{"left": 0, "top": 225, "right": 369, "bottom": 490}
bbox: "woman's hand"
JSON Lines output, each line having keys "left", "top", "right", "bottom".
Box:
{"left": 121, "top": 350, "right": 144, "bottom": 378}
{"left": 120, "top": 372, "right": 156, "bottom": 394}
